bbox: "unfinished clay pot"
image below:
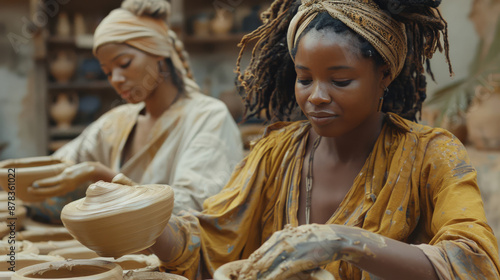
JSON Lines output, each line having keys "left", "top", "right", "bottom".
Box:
{"left": 213, "top": 260, "right": 335, "bottom": 280}
{"left": 0, "top": 205, "right": 27, "bottom": 230}
{"left": 0, "top": 240, "right": 39, "bottom": 255}
{"left": 61, "top": 181, "right": 174, "bottom": 257}
{"left": 49, "top": 246, "right": 100, "bottom": 260}
{"left": 14, "top": 227, "right": 73, "bottom": 242}
{"left": 123, "top": 271, "right": 188, "bottom": 280}
{"left": 33, "top": 239, "right": 83, "bottom": 255}
{"left": 0, "top": 254, "right": 64, "bottom": 271}
{"left": 11, "top": 259, "right": 122, "bottom": 279}
{"left": 0, "top": 156, "right": 70, "bottom": 202}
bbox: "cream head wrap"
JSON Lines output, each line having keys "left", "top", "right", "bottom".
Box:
{"left": 93, "top": 0, "right": 198, "bottom": 90}
{"left": 287, "top": 0, "right": 408, "bottom": 81}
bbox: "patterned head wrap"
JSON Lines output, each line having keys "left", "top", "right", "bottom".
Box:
{"left": 287, "top": 0, "right": 408, "bottom": 81}
{"left": 93, "top": 1, "right": 198, "bottom": 90}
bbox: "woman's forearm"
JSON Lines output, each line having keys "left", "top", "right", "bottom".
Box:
{"left": 150, "top": 215, "right": 188, "bottom": 263}
{"left": 336, "top": 226, "right": 439, "bottom": 280}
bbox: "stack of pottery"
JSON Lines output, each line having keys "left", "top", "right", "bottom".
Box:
{"left": 0, "top": 191, "right": 27, "bottom": 231}
{"left": 11, "top": 260, "right": 122, "bottom": 279}
{"left": 61, "top": 181, "right": 174, "bottom": 257}
{"left": 0, "top": 240, "right": 64, "bottom": 271}
{"left": 213, "top": 260, "right": 335, "bottom": 280}
{"left": 0, "top": 156, "right": 70, "bottom": 202}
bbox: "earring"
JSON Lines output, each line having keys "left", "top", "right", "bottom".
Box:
{"left": 377, "top": 97, "right": 384, "bottom": 112}
{"left": 378, "top": 87, "right": 388, "bottom": 112}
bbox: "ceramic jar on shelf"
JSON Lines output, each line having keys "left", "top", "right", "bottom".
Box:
{"left": 50, "top": 91, "right": 79, "bottom": 130}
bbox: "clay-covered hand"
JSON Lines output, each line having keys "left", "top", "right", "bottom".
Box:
{"left": 29, "top": 161, "right": 117, "bottom": 197}
{"left": 238, "top": 224, "right": 387, "bottom": 280}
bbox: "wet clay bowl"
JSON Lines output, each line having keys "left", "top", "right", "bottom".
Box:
{"left": 0, "top": 254, "right": 64, "bottom": 271}
{"left": 123, "top": 271, "right": 188, "bottom": 279}
{"left": 0, "top": 156, "right": 69, "bottom": 202}
{"left": 61, "top": 181, "right": 174, "bottom": 257}
{"left": 213, "top": 260, "right": 335, "bottom": 280}
{"left": 11, "top": 259, "right": 122, "bottom": 279}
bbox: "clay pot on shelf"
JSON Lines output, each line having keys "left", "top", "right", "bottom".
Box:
{"left": 123, "top": 271, "right": 188, "bottom": 280}
{"left": 11, "top": 259, "right": 122, "bottom": 280}
{"left": 0, "top": 156, "right": 70, "bottom": 202}
{"left": 49, "top": 50, "right": 77, "bottom": 83}
{"left": 466, "top": 77, "right": 500, "bottom": 150}
{"left": 73, "top": 13, "right": 87, "bottom": 36}
{"left": 213, "top": 260, "right": 335, "bottom": 280}
{"left": 61, "top": 181, "right": 174, "bottom": 257}
{"left": 56, "top": 12, "right": 71, "bottom": 37}
{"left": 192, "top": 13, "right": 211, "bottom": 37}
{"left": 50, "top": 92, "right": 79, "bottom": 130}
{"left": 211, "top": 9, "right": 233, "bottom": 35}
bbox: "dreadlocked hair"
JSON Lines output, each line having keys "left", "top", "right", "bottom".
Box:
{"left": 235, "top": 0, "right": 452, "bottom": 122}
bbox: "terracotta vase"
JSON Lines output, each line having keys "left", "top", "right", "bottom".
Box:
{"left": 49, "top": 50, "right": 77, "bottom": 83}
{"left": 211, "top": 10, "right": 233, "bottom": 35}
{"left": 213, "top": 260, "right": 335, "bottom": 280}
{"left": 466, "top": 81, "right": 500, "bottom": 150}
{"left": 0, "top": 156, "right": 70, "bottom": 202}
{"left": 56, "top": 12, "right": 71, "bottom": 37}
{"left": 11, "top": 260, "right": 122, "bottom": 280}
{"left": 50, "top": 92, "right": 79, "bottom": 129}
{"left": 61, "top": 181, "right": 174, "bottom": 257}
{"left": 123, "top": 271, "right": 188, "bottom": 280}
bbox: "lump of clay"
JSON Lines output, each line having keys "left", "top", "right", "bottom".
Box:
{"left": 61, "top": 181, "right": 174, "bottom": 257}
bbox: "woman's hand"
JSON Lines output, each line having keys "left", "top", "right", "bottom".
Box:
{"left": 238, "top": 224, "right": 387, "bottom": 280}
{"left": 29, "top": 162, "right": 117, "bottom": 197}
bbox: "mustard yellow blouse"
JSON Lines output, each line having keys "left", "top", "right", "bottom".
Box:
{"left": 163, "top": 113, "right": 500, "bottom": 279}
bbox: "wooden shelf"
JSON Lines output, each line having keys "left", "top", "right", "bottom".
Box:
{"left": 48, "top": 81, "right": 112, "bottom": 91}
{"left": 183, "top": 33, "right": 246, "bottom": 45}
{"left": 47, "top": 35, "right": 94, "bottom": 49}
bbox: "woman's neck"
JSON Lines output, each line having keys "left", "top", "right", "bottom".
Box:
{"left": 143, "top": 80, "right": 180, "bottom": 119}
{"left": 310, "top": 113, "right": 385, "bottom": 163}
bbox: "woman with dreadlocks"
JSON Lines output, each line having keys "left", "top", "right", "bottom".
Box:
{"left": 149, "top": 0, "right": 500, "bottom": 279}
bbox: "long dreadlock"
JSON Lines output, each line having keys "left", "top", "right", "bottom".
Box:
{"left": 235, "top": 0, "right": 452, "bottom": 122}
